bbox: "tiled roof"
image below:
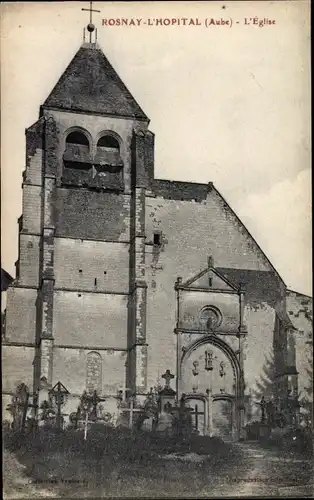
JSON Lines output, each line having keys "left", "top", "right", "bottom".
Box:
{"left": 152, "top": 179, "right": 212, "bottom": 201}
{"left": 216, "top": 267, "right": 284, "bottom": 305}
{"left": 43, "top": 44, "right": 148, "bottom": 120}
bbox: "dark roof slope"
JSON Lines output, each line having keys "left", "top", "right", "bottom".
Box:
{"left": 43, "top": 43, "right": 148, "bottom": 120}
{"left": 216, "top": 267, "right": 284, "bottom": 307}
{"left": 152, "top": 179, "right": 212, "bottom": 201}
{"left": 1, "top": 268, "right": 13, "bottom": 292}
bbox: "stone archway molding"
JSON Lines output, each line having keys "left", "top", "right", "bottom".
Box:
{"left": 179, "top": 334, "right": 242, "bottom": 440}
{"left": 180, "top": 334, "right": 241, "bottom": 383}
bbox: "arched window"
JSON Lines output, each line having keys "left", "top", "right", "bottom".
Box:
{"left": 95, "top": 133, "right": 123, "bottom": 168}
{"left": 66, "top": 131, "right": 89, "bottom": 147}
{"left": 199, "top": 306, "right": 222, "bottom": 331}
{"left": 97, "top": 135, "right": 119, "bottom": 149}
{"left": 86, "top": 351, "right": 102, "bottom": 394}
{"left": 63, "top": 129, "right": 91, "bottom": 180}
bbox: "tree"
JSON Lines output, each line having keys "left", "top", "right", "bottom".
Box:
{"left": 253, "top": 352, "right": 277, "bottom": 401}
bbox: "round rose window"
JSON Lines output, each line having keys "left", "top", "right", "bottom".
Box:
{"left": 199, "top": 306, "right": 222, "bottom": 330}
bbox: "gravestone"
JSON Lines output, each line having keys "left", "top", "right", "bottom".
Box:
{"left": 141, "top": 415, "right": 155, "bottom": 432}
{"left": 136, "top": 390, "right": 158, "bottom": 431}
{"left": 155, "top": 410, "right": 173, "bottom": 435}
{"left": 39, "top": 399, "right": 56, "bottom": 428}
{"left": 158, "top": 369, "right": 176, "bottom": 413}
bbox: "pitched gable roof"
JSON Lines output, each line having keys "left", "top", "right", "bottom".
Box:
{"left": 43, "top": 43, "right": 148, "bottom": 120}
{"left": 182, "top": 266, "right": 238, "bottom": 292}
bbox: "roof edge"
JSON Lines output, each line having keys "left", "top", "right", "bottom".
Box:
{"left": 287, "top": 289, "right": 313, "bottom": 300}
{"left": 212, "top": 184, "right": 286, "bottom": 287}
{"left": 182, "top": 266, "right": 238, "bottom": 291}
{"left": 41, "top": 104, "right": 150, "bottom": 122}
{"left": 155, "top": 178, "right": 212, "bottom": 188}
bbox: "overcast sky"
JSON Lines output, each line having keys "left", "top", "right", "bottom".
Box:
{"left": 1, "top": 1, "right": 311, "bottom": 295}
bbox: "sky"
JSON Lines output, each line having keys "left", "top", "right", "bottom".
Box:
{"left": 0, "top": 1, "right": 311, "bottom": 295}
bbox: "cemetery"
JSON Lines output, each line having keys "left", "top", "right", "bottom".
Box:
{"left": 5, "top": 364, "right": 310, "bottom": 441}
{"left": 3, "top": 374, "right": 239, "bottom": 497}
{"left": 3, "top": 368, "right": 312, "bottom": 498}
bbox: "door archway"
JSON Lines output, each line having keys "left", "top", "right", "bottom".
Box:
{"left": 179, "top": 335, "right": 241, "bottom": 439}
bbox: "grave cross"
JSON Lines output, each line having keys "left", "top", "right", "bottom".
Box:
{"left": 49, "top": 381, "right": 69, "bottom": 431}
{"left": 90, "top": 390, "right": 102, "bottom": 419}
{"left": 162, "top": 369, "right": 174, "bottom": 389}
{"left": 80, "top": 391, "right": 93, "bottom": 440}
{"left": 121, "top": 396, "right": 142, "bottom": 429}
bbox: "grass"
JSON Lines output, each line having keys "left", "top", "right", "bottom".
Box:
{"left": 3, "top": 426, "right": 242, "bottom": 498}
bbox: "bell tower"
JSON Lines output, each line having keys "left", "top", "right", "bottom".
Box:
{"left": 13, "top": 10, "right": 155, "bottom": 406}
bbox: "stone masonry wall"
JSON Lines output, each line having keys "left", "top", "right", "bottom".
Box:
{"left": 18, "top": 235, "right": 40, "bottom": 286}
{"left": 144, "top": 192, "right": 278, "bottom": 393}
{"left": 287, "top": 290, "right": 313, "bottom": 402}
{"left": 53, "top": 291, "right": 128, "bottom": 349}
{"left": 243, "top": 303, "right": 276, "bottom": 420}
{"left": 4, "top": 287, "right": 37, "bottom": 344}
{"left": 54, "top": 238, "right": 130, "bottom": 292}
{"left": 52, "top": 348, "right": 127, "bottom": 396}
{"left": 55, "top": 190, "right": 131, "bottom": 241}
{"left": 21, "top": 185, "right": 42, "bottom": 234}
{"left": 2, "top": 345, "right": 35, "bottom": 393}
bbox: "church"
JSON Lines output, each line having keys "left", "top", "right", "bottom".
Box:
{"left": 2, "top": 22, "right": 312, "bottom": 440}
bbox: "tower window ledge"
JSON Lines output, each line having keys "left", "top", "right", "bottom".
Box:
{"left": 63, "top": 144, "right": 92, "bottom": 164}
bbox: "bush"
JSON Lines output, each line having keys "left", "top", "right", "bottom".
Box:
{"left": 3, "top": 425, "right": 236, "bottom": 464}
{"left": 260, "top": 425, "right": 313, "bottom": 456}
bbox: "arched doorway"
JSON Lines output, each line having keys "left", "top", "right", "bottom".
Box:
{"left": 179, "top": 335, "right": 241, "bottom": 439}
{"left": 212, "top": 395, "right": 234, "bottom": 440}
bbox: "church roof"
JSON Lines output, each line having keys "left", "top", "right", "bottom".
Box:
{"left": 43, "top": 43, "right": 148, "bottom": 120}
{"left": 216, "top": 267, "right": 284, "bottom": 305}
{"left": 153, "top": 180, "right": 286, "bottom": 286}
{"left": 1, "top": 268, "right": 13, "bottom": 292}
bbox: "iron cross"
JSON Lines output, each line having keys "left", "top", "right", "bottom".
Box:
{"left": 82, "top": 1, "right": 101, "bottom": 42}
{"left": 82, "top": 1, "right": 101, "bottom": 24}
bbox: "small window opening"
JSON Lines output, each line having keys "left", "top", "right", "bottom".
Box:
{"left": 79, "top": 269, "right": 83, "bottom": 274}
{"left": 104, "top": 271, "right": 107, "bottom": 275}
{"left": 208, "top": 277, "right": 213, "bottom": 287}
{"left": 66, "top": 131, "right": 89, "bottom": 147}
{"left": 97, "top": 135, "right": 119, "bottom": 149}
{"left": 94, "top": 278, "right": 97, "bottom": 286}
{"left": 153, "top": 233, "right": 162, "bottom": 246}
{"left": 78, "top": 293, "right": 82, "bottom": 297}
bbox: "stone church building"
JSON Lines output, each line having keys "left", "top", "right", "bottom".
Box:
{"left": 2, "top": 39, "right": 312, "bottom": 439}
